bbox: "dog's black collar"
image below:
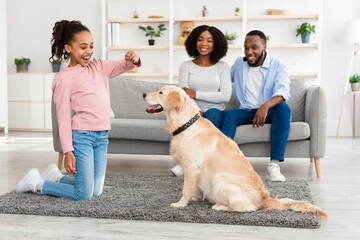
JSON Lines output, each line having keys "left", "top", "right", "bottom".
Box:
{"left": 172, "top": 113, "right": 200, "bottom": 136}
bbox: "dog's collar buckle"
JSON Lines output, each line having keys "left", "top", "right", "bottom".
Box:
{"left": 172, "top": 113, "right": 200, "bottom": 136}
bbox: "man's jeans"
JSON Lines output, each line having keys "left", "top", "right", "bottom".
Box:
{"left": 42, "top": 130, "right": 109, "bottom": 201}
{"left": 220, "top": 102, "right": 291, "bottom": 161}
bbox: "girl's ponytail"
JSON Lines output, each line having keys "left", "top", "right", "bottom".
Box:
{"left": 49, "top": 20, "right": 90, "bottom": 62}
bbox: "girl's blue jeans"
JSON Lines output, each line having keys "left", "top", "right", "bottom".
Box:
{"left": 42, "top": 130, "right": 109, "bottom": 201}
{"left": 219, "top": 102, "right": 291, "bottom": 161}
{"left": 203, "top": 108, "right": 224, "bottom": 129}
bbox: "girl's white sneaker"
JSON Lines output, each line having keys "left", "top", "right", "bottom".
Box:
{"left": 41, "top": 163, "right": 64, "bottom": 182}
{"left": 171, "top": 165, "right": 184, "bottom": 176}
{"left": 16, "top": 168, "right": 42, "bottom": 193}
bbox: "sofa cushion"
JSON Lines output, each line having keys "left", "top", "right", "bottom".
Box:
{"left": 233, "top": 122, "right": 310, "bottom": 145}
{"left": 287, "top": 78, "right": 306, "bottom": 122}
{"left": 109, "top": 118, "right": 170, "bottom": 142}
{"left": 109, "top": 78, "right": 173, "bottom": 120}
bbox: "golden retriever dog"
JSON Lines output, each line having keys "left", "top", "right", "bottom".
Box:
{"left": 143, "top": 86, "right": 327, "bottom": 218}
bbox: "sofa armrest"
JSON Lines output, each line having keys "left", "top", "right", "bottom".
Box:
{"left": 304, "top": 86, "right": 327, "bottom": 158}
{"left": 51, "top": 96, "right": 63, "bottom": 153}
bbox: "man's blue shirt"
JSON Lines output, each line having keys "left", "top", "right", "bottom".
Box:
{"left": 231, "top": 55, "right": 291, "bottom": 109}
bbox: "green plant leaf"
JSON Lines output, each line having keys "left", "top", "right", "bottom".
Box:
{"left": 296, "top": 22, "right": 316, "bottom": 37}
{"left": 349, "top": 74, "right": 360, "bottom": 83}
{"left": 139, "top": 24, "right": 167, "bottom": 40}
{"left": 14, "top": 58, "right": 31, "bottom": 65}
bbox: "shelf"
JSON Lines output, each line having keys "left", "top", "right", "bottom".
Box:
{"left": 8, "top": 72, "right": 56, "bottom": 76}
{"left": 107, "top": 45, "right": 169, "bottom": 51}
{"left": 107, "top": 44, "right": 317, "bottom": 51}
{"left": 102, "top": 1, "right": 322, "bottom": 83}
{"left": 289, "top": 72, "right": 317, "bottom": 78}
{"left": 267, "top": 43, "right": 318, "bottom": 49}
{"left": 247, "top": 14, "right": 319, "bottom": 21}
{"left": 174, "top": 16, "right": 242, "bottom": 22}
{"left": 107, "top": 18, "right": 169, "bottom": 23}
{"left": 106, "top": 15, "right": 317, "bottom": 24}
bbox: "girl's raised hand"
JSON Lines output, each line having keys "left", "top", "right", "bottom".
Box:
{"left": 125, "top": 50, "right": 140, "bottom": 65}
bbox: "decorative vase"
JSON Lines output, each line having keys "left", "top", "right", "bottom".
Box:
{"left": 301, "top": 33, "right": 311, "bottom": 43}
{"left": 16, "top": 64, "right": 29, "bottom": 73}
{"left": 227, "top": 40, "right": 235, "bottom": 45}
{"left": 148, "top": 39, "right": 155, "bottom": 46}
{"left": 351, "top": 82, "right": 360, "bottom": 92}
{"left": 52, "top": 64, "right": 61, "bottom": 73}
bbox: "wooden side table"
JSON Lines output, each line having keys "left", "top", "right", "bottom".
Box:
{"left": 336, "top": 91, "right": 359, "bottom": 138}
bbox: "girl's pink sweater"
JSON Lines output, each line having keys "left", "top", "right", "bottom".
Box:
{"left": 52, "top": 58, "right": 137, "bottom": 153}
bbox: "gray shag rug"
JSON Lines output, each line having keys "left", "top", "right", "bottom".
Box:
{"left": 0, "top": 174, "right": 321, "bottom": 228}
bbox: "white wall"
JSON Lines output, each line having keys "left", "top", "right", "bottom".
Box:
{"left": 6, "top": 0, "right": 102, "bottom": 73}
{"left": 5, "top": 0, "right": 360, "bottom": 136}
{"left": 0, "top": 0, "right": 8, "bottom": 134}
{"left": 322, "top": 0, "right": 360, "bottom": 136}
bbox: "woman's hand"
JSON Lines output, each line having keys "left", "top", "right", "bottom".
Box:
{"left": 125, "top": 50, "right": 140, "bottom": 65}
{"left": 182, "top": 87, "right": 196, "bottom": 99}
{"left": 64, "top": 152, "right": 77, "bottom": 174}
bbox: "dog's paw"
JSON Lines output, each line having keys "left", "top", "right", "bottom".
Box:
{"left": 171, "top": 201, "right": 187, "bottom": 208}
{"left": 212, "top": 204, "right": 230, "bottom": 211}
{"left": 191, "top": 196, "right": 203, "bottom": 202}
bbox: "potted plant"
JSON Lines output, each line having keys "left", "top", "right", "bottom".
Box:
{"left": 133, "top": 10, "right": 138, "bottom": 19}
{"left": 266, "top": 35, "right": 270, "bottom": 44}
{"left": 349, "top": 73, "right": 360, "bottom": 92}
{"left": 225, "top": 31, "right": 238, "bottom": 44}
{"left": 14, "top": 58, "right": 31, "bottom": 73}
{"left": 50, "top": 59, "right": 62, "bottom": 72}
{"left": 296, "top": 22, "right": 315, "bottom": 43}
{"left": 139, "top": 24, "right": 166, "bottom": 45}
{"left": 234, "top": 7, "right": 240, "bottom": 16}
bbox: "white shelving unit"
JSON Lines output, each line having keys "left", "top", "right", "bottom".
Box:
{"left": 102, "top": 0, "right": 323, "bottom": 83}
{"left": 7, "top": 73, "right": 54, "bottom": 131}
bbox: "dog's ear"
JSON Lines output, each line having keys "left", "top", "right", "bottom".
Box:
{"left": 166, "top": 90, "right": 184, "bottom": 110}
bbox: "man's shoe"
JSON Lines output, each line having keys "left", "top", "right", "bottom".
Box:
{"left": 16, "top": 168, "right": 42, "bottom": 193}
{"left": 266, "top": 162, "right": 286, "bottom": 182}
{"left": 41, "top": 163, "right": 64, "bottom": 182}
{"left": 171, "top": 165, "right": 184, "bottom": 176}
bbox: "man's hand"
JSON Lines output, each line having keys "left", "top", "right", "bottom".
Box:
{"left": 252, "top": 104, "right": 269, "bottom": 127}
{"left": 64, "top": 152, "right": 77, "bottom": 174}
{"left": 182, "top": 87, "right": 196, "bottom": 99}
{"left": 125, "top": 50, "right": 140, "bottom": 65}
{"left": 252, "top": 96, "right": 285, "bottom": 127}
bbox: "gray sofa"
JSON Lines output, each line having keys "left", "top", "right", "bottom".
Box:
{"left": 52, "top": 78, "right": 327, "bottom": 177}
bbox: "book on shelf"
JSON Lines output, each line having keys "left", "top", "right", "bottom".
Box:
{"left": 107, "top": 23, "right": 121, "bottom": 46}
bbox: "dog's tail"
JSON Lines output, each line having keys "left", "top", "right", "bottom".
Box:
{"left": 262, "top": 196, "right": 328, "bottom": 219}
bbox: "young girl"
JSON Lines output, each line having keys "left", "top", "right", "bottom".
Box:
{"left": 171, "top": 25, "right": 231, "bottom": 176}
{"left": 16, "top": 20, "right": 141, "bottom": 201}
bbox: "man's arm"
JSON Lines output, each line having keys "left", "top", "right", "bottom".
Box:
{"left": 252, "top": 96, "right": 284, "bottom": 127}
{"left": 253, "top": 60, "right": 290, "bottom": 127}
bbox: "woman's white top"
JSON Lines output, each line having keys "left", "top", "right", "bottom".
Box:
{"left": 178, "top": 60, "right": 232, "bottom": 112}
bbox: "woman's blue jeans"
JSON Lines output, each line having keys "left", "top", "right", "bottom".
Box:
{"left": 203, "top": 108, "right": 224, "bottom": 129}
{"left": 219, "top": 102, "right": 291, "bottom": 161}
{"left": 42, "top": 130, "right": 109, "bottom": 201}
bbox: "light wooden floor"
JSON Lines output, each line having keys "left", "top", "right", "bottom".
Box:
{"left": 0, "top": 132, "right": 359, "bottom": 239}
